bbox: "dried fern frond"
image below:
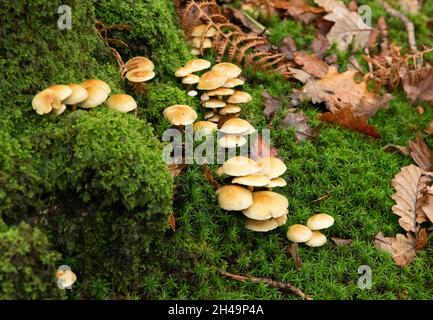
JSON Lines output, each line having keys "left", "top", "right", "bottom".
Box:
{"left": 176, "top": 0, "right": 294, "bottom": 78}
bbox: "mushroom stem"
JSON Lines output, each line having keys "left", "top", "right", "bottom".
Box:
{"left": 267, "top": 187, "right": 273, "bottom": 191}
{"left": 248, "top": 186, "right": 254, "bottom": 192}
{"left": 71, "top": 104, "right": 77, "bottom": 112}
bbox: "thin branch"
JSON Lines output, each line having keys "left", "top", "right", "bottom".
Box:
{"left": 220, "top": 270, "right": 313, "bottom": 300}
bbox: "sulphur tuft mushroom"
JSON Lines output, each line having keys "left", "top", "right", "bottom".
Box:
{"left": 232, "top": 174, "right": 271, "bottom": 191}
{"left": 163, "top": 104, "right": 198, "bottom": 126}
{"left": 227, "top": 91, "right": 252, "bottom": 104}
{"left": 306, "top": 213, "right": 335, "bottom": 230}
{"left": 211, "top": 62, "right": 242, "bottom": 79}
{"left": 242, "top": 191, "right": 288, "bottom": 220}
{"left": 106, "top": 94, "right": 137, "bottom": 113}
{"left": 125, "top": 56, "right": 154, "bottom": 72}
{"left": 81, "top": 79, "right": 111, "bottom": 95}
{"left": 47, "top": 84, "right": 73, "bottom": 101}
{"left": 190, "top": 26, "right": 217, "bottom": 54}
{"left": 56, "top": 269, "right": 77, "bottom": 289}
{"left": 286, "top": 224, "right": 313, "bottom": 243}
{"left": 197, "top": 70, "right": 228, "bottom": 90}
{"left": 80, "top": 85, "right": 109, "bottom": 109}
{"left": 217, "top": 135, "right": 247, "bottom": 149}
{"left": 223, "top": 78, "right": 245, "bottom": 88}
{"left": 258, "top": 156, "right": 287, "bottom": 179}
{"left": 221, "top": 156, "right": 261, "bottom": 176}
{"left": 32, "top": 89, "right": 64, "bottom": 115}
{"left": 216, "top": 185, "right": 253, "bottom": 211}
{"left": 220, "top": 118, "right": 255, "bottom": 135}
{"left": 62, "top": 83, "right": 89, "bottom": 110}
{"left": 245, "top": 218, "right": 279, "bottom": 232}
{"left": 193, "top": 121, "right": 218, "bottom": 134}
{"left": 305, "top": 231, "right": 327, "bottom": 247}
{"left": 219, "top": 104, "right": 241, "bottom": 116}
{"left": 124, "top": 57, "right": 155, "bottom": 93}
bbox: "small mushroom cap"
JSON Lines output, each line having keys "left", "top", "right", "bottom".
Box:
{"left": 80, "top": 86, "right": 109, "bottom": 109}
{"left": 219, "top": 104, "right": 241, "bottom": 115}
{"left": 203, "top": 99, "right": 226, "bottom": 109}
{"left": 62, "top": 84, "right": 88, "bottom": 105}
{"left": 245, "top": 218, "right": 279, "bottom": 232}
{"left": 188, "top": 90, "right": 198, "bottom": 97}
{"left": 32, "top": 89, "right": 62, "bottom": 115}
{"left": 48, "top": 85, "right": 73, "bottom": 101}
{"left": 232, "top": 174, "right": 271, "bottom": 187}
{"left": 190, "top": 48, "right": 201, "bottom": 56}
{"left": 227, "top": 91, "right": 252, "bottom": 104}
{"left": 163, "top": 104, "right": 198, "bottom": 126}
{"left": 81, "top": 79, "right": 111, "bottom": 95}
{"left": 52, "top": 104, "right": 67, "bottom": 116}
{"left": 211, "top": 62, "right": 242, "bottom": 79}
{"left": 56, "top": 269, "right": 77, "bottom": 289}
{"left": 275, "top": 212, "right": 288, "bottom": 226}
{"left": 204, "top": 110, "right": 215, "bottom": 119}
{"left": 197, "top": 70, "right": 228, "bottom": 90}
{"left": 208, "top": 114, "right": 221, "bottom": 123}
{"left": 242, "top": 191, "right": 289, "bottom": 220}
{"left": 207, "top": 88, "right": 235, "bottom": 96}
{"left": 125, "top": 56, "right": 154, "bottom": 72}
{"left": 192, "top": 37, "right": 212, "bottom": 49}
{"left": 258, "top": 157, "right": 287, "bottom": 179}
{"left": 218, "top": 135, "right": 247, "bottom": 148}
{"left": 185, "top": 59, "right": 212, "bottom": 73}
{"left": 182, "top": 74, "right": 200, "bottom": 84}
{"left": 306, "top": 213, "right": 334, "bottom": 230}
{"left": 106, "top": 94, "right": 137, "bottom": 113}
{"left": 200, "top": 93, "right": 210, "bottom": 101}
{"left": 222, "top": 156, "right": 261, "bottom": 176}
{"left": 192, "top": 24, "right": 217, "bottom": 37}
{"left": 286, "top": 224, "right": 313, "bottom": 243}
{"left": 175, "top": 67, "right": 190, "bottom": 77}
{"left": 193, "top": 121, "right": 218, "bottom": 133}
{"left": 305, "top": 231, "right": 327, "bottom": 247}
{"left": 266, "top": 177, "right": 287, "bottom": 188}
{"left": 126, "top": 69, "right": 155, "bottom": 82}
{"left": 216, "top": 185, "right": 253, "bottom": 211}
{"left": 220, "top": 118, "right": 256, "bottom": 135}
{"left": 223, "top": 78, "right": 245, "bottom": 88}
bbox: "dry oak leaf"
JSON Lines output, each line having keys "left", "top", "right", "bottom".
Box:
{"left": 262, "top": 91, "right": 281, "bottom": 119}
{"left": 319, "top": 106, "right": 380, "bottom": 139}
{"left": 250, "top": 134, "right": 278, "bottom": 161}
{"left": 293, "top": 51, "right": 329, "bottom": 78}
{"left": 288, "top": 67, "right": 312, "bottom": 83}
{"left": 295, "top": 66, "right": 391, "bottom": 119}
{"left": 272, "top": 0, "right": 324, "bottom": 17}
{"left": 330, "top": 237, "right": 353, "bottom": 246}
{"left": 314, "top": 0, "right": 371, "bottom": 51}
{"left": 403, "top": 66, "right": 433, "bottom": 105}
{"left": 374, "top": 232, "right": 417, "bottom": 267}
{"left": 391, "top": 164, "right": 433, "bottom": 232}
{"left": 408, "top": 133, "right": 433, "bottom": 172}
{"left": 420, "top": 185, "right": 433, "bottom": 224}
{"left": 283, "top": 111, "right": 320, "bottom": 143}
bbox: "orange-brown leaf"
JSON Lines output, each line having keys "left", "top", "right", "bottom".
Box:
{"left": 293, "top": 51, "right": 329, "bottom": 78}
{"left": 408, "top": 133, "right": 433, "bottom": 171}
{"left": 374, "top": 232, "right": 417, "bottom": 267}
{"left": 169, "top": 212, "right": 176, "bottom": 232}
{"left": 319, "top": 107, "right": 380, "bottom": 139}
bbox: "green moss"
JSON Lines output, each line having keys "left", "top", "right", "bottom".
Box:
{"left": 267, "top": 16, "right": 316, "bottom": 49}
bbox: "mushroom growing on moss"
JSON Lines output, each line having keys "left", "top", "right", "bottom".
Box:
{"left": 106, "top": 94, "right": 137, "bottom": 113}
{"left": 163, "top": 104, "right": 198, "bottom": 127}
{"left": 125, "top": 56, "right": 155, "bottom": 94}
{"left": 32, "top": 89, "right": 64, "bottom": 115}
{"left": 286, "top": 224, "right": 313, "bottom": 243}
{"left": 306, "top": 213, "right": 335, "bottom": 230}
{"left": 62, "top": 83, "right": 89, "bottom": 111}
{"left": 221, "top": 156, "right": 261, "bottom": 176}
{"left": 216, "top": 185, "right": 253, "bottom": 211}
{"left": 242, "top": 191, "right": 288, "bottom": 220}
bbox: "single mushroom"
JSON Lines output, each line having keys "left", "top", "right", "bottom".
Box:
{"left": 125, "top": 69, "right": 155, "bottom": 94}
{"left": 305, "top": 231, "right": 327, "bottom": 247}
{"left": 217, "top": 135, "right": 247, "bottom": 149}
{"left": 62, "top": 83, "right": 89, "bottom": 111}
{"left": 175, "top": 67, "right": 190, "bottom": 77}
{"left": 32, "top": 89, "right": 63, "bottom": 115}
{"left": 286, "top": 224, "right": 313, "bottom": 243}
{"left": 211, "top": 62, "right": 242, "bottom": 79}
{"left": 56, "top": 269, "right": 77, "bottom": 289}
{"left": 232, "top": 174, "right": 271, "bottom": 191}
{"left": 182, "top": 74, "right": 200, "bottom": 85}
{"left": 221, "top": 156, "right": 261, "bottom": 176}
{"left": 227, "top": 91, "right": 252, "bottom": 104}
{"left": 125, "top": 56, "right": 154, "bottom": 72}
{"left": 192, "top": 37, "right": 212, "bottom": 49}
{"left": 192, "top": 24, "right": 217, "bottom": 37}
{"left": 208, "top": 114, "right": 220, "bottom": 123}
{"left": 81, "top": 79, "right": 111, "bottom": 95}
{"left": 204, "top": 110, "right": 215, "bottom": 119}
{"left": 207, "top": 88, "right": 235, "bottom": 97}
{"left": 216, "top": 185, "right": 253, "bottom": 211}
{"left": 80, "top": 85, "right": 109, "bottom": 109}
{"left": 306, "top": 213, "right": 334, "bottom": 230}
{"left": 48, "top": 84, "right": 73, "bottom": 101}
{"left": 245, "top": 218, "right": 280, "bottom": 232}
{"left": 203, "top": 99, "right": 226, "bottom": 109}
{"left": 223, "top": 78, "right": 245, "bottom": 88}
{"left": 200, "top": 93, "right": 210, "bottom": 102}
{"left": 242, "top": 191, "right": 288, "bottom": 220}
{"left": 220, "top": 118, "right": 256, "bottom": 135}
{"left": 184, "top": 59, "right": 212, "bottom": 73}
{"left": 266, "top": 177, "right": 287, "bottom": 191}
{"left": 193, "top": 121, "right": 218, "bottom": 134}
{"left": 163, "top": 104, "right": 198, "bottom": 127}
{"left": 197, "top": 70, "right": 228, "bottom": 90}
{"left": 258, "top": 156, "right": 287, "bottom": 179}
{"left": 106, "top": 94, "right": 137, "bottom": 113}
{"left": 219, "top": 104, "right": 241, "bottom": 116}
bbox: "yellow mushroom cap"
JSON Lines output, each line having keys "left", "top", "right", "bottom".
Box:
{"left": 219, "top": 104, "right": 241, "bottom": 115}
{"left": 52, "top": 104, "right": 67, "bottom": 116}
{"left": 258, "top": 157, "right": 287, "bottom": 179}
{"left": 223, "top": 78, "right": 245, "bottom": 88}
{"left": 32, "top": 89, "right": 62, "bottom": 115}
{"left": 275, "top": 212, "right": 288, "bottom": 226}
{"left": 222, "top": 156, "right": 261, "bottom": 176}
{"left": 200, "top": 93, "right": 210, "bottom": 101}
{"left": 207, "top": 88, "right": 235, "bottom": 96}
{"left": 245, "top": 218, "right": 279, "bottom": 232}
{"left": 81, "top": 79, "right": 111, "bottom": 95}
{"left": 211, "top": 62, "right": 242, "bottom": 79}
{"left": 227, "top": 91, "right": 252, "bottom": 104}
{"left": 126, "top": 69, "right": 155, "bottom": 82}
{"left": 185, "top": 59, "right": 212, "bottom": 73}
{"left": 286, "top": 224, "right": 313, "bottom": 243}
{"left": 266, "top": 177, "right": 287, "bottom": 188}
{"left": 306, "top": 213, "right": 335, "bottom": 230}
{"left": 192, "top": 37, "right": 212, "bottom": 49}
{"left": 182, "top": 74, "right": 200, "bottom": 85}
{"left": 62, "top": 84, "right": 88, "bottom": 105}
{"left": 305, "top": 231, "right": 327, "bottom": 247}
{"left": 48, "top": 84, "right": 73, "bottom": 101}
{"left": 193, "top": 121, "right": 218, "bottom": 133}
{"left": 216, "top": 185, "right": 253, "bottom": 211}
{"left": 232, "top": 174, "right": 271, "bottom": 187}
{"left": 220, "top": 118, "right": 256, "bottom": 135}
{"left": 242, "top": 191, "right": 289, "bottom": 220}
{"left": 218, "top": 135, "right": 247, "bottom": 148}
{"left": 192, "top": 24, "right": 217, "bottom": 37}
{"left": 175, "top": 67, "right": 190, "bottom": 77}
{"left": 80, "top": 86, "right": 109, "bottom": 109}
{"left": 197, "top": 70, "right": 228, "bottom": 90}
{"left": 163, "top": 104, "right": 198, "bottom": 126}
{"left": 125, "top": 56, "right": 154, "bottom": 72}
{"left": 208, "top": 114, "right": 220, "bottom": 123}
{"left": 203, "top": 99, "right": 226, "bottom": 109}
{"left": 106, "top": 94, "right": 137, "bottom": 113}
{"left": 204, "top": 111, "right": 215, "bottom": 119}
{"left": 56, "top": 269, "right": 77, "bottom": 289}
{"left": 190, "top": 48, "right": 201, "bottom": 56}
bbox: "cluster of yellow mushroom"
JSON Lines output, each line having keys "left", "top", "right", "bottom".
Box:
{"left": 189, "top": 24, "right": 217, "bottom": 56}
{"left": 124, "top": 56, "right": 155, "bottom": 85}
{"left": 216, "top": 155, "right": 289, "bottom": 232}
{"left": 175, "top": 59, "right": 251, "bottom": 124}
{"left": 286, "top": 214, "right": 334, "bottom": 247}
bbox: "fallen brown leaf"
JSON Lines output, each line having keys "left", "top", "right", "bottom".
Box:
{"left": 280, "top": 36, "right": 297, "bottom": 59}
{"left": 168, "top": 163, "right": 186, "bottom": 177}
{"left": 289, "top": 67, "right": 313, "bottom": 83}
{"left": 295, "top": 66, "right": 391, "bottom": 119}
{"left": 420, "top": 185, "right": 433, "bottom": 224}
{"left": 383, "top": 144, "right": 410, "bottom": 156}
{"left": 262, "top": 91, "right": 281, "bottom": 119}
{"left": 403, "top": 66, "right": 433, "bottom": 105}
{"left": 319, "top": 106, "right": 380, "bottom": 139}
{"left": 250, "top": 134, "right": 279, "bottom": 161}
{"left": 288, "top": 243, "right": 303, "bottom": 268}
{"left": 311, "top": 33, "right": 329, "bottom": 58}
{"left": 374, "top": 232, "right": 417, "bottom": 267}
{"left": 272, "top": 0, "right": 324, "bottom": 17}
{"left": 293, "top": 51, "right": 329, "bottom": 78}
{"left": 283, "top": 111, "right": 320, "bottom": 143}
{"left": 415, "top": 228, "right": 428, "bottom": 250}
{"left": 330, "top": 237, "right": 353, "bottom": 246}
{"left": 408, "top": 134, "right": 433, "bottom": 171}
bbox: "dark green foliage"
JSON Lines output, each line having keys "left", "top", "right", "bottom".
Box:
{"left": 0, "top": 222, "right": 64, "bottom": 300}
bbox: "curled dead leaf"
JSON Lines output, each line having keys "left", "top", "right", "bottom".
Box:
{"left": 374, "top": 232, "right": 417, "bottom": 267}
{"left": 283, "top": 111, "right": 320, "bottom": 143}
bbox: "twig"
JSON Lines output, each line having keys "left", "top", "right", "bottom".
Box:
{"left": 220, "top": 270, "right": 313, "bottom": 300}
{"left": 378, "top": 0, "right": 417, "bottom": 54}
